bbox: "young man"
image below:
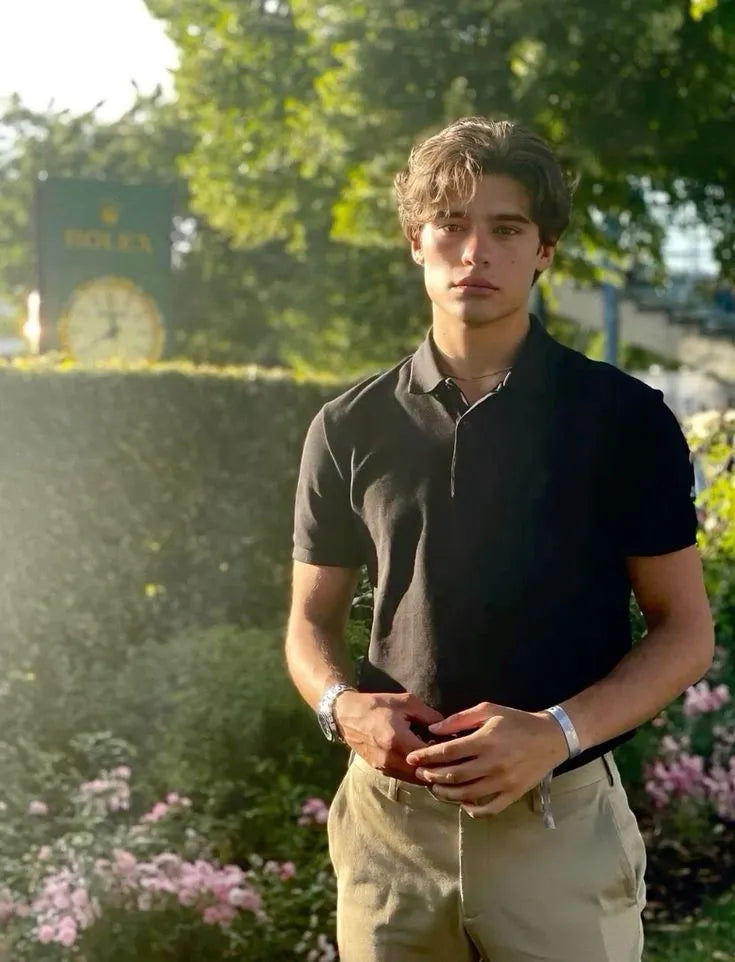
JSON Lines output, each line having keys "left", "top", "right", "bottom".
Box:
{"left": 285, "top": 118, "right": 714, "bottom": 962}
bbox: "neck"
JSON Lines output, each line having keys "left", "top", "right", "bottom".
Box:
{"left": 431, "top": 310, "right": 531, "bottom": 380}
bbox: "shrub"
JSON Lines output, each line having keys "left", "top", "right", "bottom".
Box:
{"left": 0, "top": 751, "right": 338, "bottom": 962}
{"left": 617, "top": 410, "right": 735, "bottom": 848}
{"left": 0, "top": 363, "right": 335, "bottom": 677}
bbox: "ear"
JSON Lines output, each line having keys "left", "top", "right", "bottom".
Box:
{"left": 536, "top": 241, "right": 555, "bottom": 273}
{"left": 410, "top": 234, "right": 424, "bottom": 266}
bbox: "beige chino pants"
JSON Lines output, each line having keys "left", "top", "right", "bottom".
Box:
{"left": 327, "top": 751, "right": 646, "bottom": 962}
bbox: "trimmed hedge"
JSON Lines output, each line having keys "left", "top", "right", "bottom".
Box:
{"left": 0, "top": 362, "right": 334, "bottom": 671}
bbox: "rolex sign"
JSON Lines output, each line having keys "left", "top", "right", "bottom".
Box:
{"left": 35, "top": 177, "right": 173, "bottom": 363}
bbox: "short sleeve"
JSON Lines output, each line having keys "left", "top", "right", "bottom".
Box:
{"left": 292, "top": 406, "right": 366, "bottom": 567}
{"left": 615, "top": 388, "right": 698, "bottom": 557}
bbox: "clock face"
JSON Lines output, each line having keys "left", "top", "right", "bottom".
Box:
{"left": 59, "top": 276, "right": 165, "bottom": 363}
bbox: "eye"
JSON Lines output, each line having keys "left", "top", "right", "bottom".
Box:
{"left": 437, "top": 223, "right": 464, "bottom": 233}
{"left": 495, "top": 226, "right": 520, "bottom": 236}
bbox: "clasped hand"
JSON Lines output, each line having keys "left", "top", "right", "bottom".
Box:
{"left": 405, "top": 702, "right": 569, "bottom": 817}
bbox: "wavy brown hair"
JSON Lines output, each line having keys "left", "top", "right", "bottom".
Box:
{"left": 394, "top": 117, "right": 578, "bottom": 246}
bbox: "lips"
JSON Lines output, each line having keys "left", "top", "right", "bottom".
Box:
{"left": 455, "top": 277, "right": 499, "bottom": 290}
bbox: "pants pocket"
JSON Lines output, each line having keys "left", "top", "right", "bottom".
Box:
{"left": 604, "top": 785, "right": 647, "bottom": 908}
{"left": 326, "top": 768, "right": 351, "bottom": 875}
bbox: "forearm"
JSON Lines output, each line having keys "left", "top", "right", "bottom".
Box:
{"left": 561, "top": 616, "right": 714, "bottom": 753}
{"left": 284, "top": 617, "right": 355, "bottom": 711}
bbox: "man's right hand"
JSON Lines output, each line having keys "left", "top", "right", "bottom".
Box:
{"left": 333, "top": 690, "right": 444, "bottom": 785}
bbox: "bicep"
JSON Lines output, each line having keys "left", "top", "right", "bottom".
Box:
{"left": 289, "top": 560, "right": 361, "bottom": 633}
{"left": 626, "top": 545, "right": 712, "bottom": 633}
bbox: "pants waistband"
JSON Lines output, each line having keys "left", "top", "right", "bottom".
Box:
{"left": 348, "top": 750, "right": 617, "bottom": 812}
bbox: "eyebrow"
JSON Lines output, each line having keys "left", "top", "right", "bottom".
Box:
{"left": 438, "top": 210, "right": 533, "bottom": 225}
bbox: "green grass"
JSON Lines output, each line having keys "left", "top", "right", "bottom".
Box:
{"left": 644, "top": 889, "right": 735, "bottom": 961}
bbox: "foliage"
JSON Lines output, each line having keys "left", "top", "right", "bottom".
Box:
{"left": 79, "top": 623, "right": 348, "bottom": 862}
{"left": 138, "top": 0, "right": 735, "bottom": 368}
{"left": 616, "top": 409, "right": 735, "bottom": 854}
{"left": 0, "top": 745, "right": 338, "bottom": 962}
{"left": 0, "top": 95, "right": 288, "bottom": 365}
{"left": 0, "top": 363, "right": 336, "bottom": 736}
{"left": 644, "top": 888, "right": 735, "bottom": 961}
{"left": 6, "top": 0, "right": 734, "bottom": 368}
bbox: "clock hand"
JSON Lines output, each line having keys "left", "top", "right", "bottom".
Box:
{"left": 85, "top": 319, "right": 121, "bottom": 350}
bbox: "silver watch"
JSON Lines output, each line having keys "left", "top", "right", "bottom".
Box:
{"left": 316, "top": 683, "right": 355, "bottom": 743}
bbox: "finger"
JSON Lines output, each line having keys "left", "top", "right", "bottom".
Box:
{"left": 394, "top": 719, "right": 440, "bottom": 755}
{"left": 397, "top": 729, "right": 436, "bottom": 755}
{"left": 461, "top": 793, "right": 509, "bottom": 818}
{"left": 383, "top": 751, "right": 430, "bottom": 785}
{"left": 402, "top": 694, "right": 444, "bottom": 726}
{"left": 414, "top": 759, "right": 484, "bottom": 786}
{"left": 427, "top": 779, "right": 492, "bottom": 804}
{"left": 405, "top": 732, "right": 479, "bottom": 767}
{"left": 428, "top": 702, "right": 499, "bottom": 736}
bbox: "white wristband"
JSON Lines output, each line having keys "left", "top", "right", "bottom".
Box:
{"left": 545, "top": 704, "right": 581, "bottom": 759}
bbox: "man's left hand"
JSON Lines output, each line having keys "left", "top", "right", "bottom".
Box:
{"left": 405, "top": 702, "right": 570, "bottom": 817}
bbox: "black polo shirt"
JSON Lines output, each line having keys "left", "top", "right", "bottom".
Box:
{"left": 293, "top": 316, "right": 698, "bottom": 771}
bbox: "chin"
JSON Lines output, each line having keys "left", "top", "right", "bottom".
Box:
{"left": 453, "top": 307, "right": 513, "bottom": 329}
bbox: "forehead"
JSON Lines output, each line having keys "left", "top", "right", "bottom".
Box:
{"left": 435, "top": 173, "right": 533, "bottom": 218}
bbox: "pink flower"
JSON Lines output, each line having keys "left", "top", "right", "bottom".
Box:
{"left": 78, "top": 773, "right": 130, "bottom": 814}
{"left": 279, "top": 861, "right": 296, "bottom": 881}
{"left": 0, "top": 900, "right": 15, "bottom": 924}
{"left": 113, "top": 850, "right": 137, "bottom": 877}
{"left": 683, "top": 681, "right": 731, "bottom": 717}
{"left": 28, "top": 800, "right": 48, "bottom": 816}
{"left": 299, "top": 797, "right": 330, "bottom": 826}
{"left": 203, "top": 903, "right": 237, "bottom": 926}
{"left": 142, "top": 801, "right": 169, "bottom": 823}
{"left": 52, "top": 889, "right": 71, "bottom": 911}
{"left": 57, "top": 916, "right": 77, "bottom": 946}
{"left": 228, "top": 886, "right": 262, "bottom": 912}
{"left": 644, "top": 752, "right": 709, "bottom": 808}
{"left": 38, "top": 924, "right": 55, "bottom": 943}
{"left": 178, "top": 888, "right": 197, "bottom": 907}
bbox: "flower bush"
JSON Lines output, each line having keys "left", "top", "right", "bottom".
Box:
{"left": 0, "top": 748, "right": 338, "bottom": 962}
{"left": 642, "top": 667, "right": 735, "bottom": 841}
{"left": 618, "top": 410, "right": 735, "bottom": 854}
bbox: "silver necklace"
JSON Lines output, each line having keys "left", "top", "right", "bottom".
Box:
{"left": 442, "top": 366, "right": 513, "bottom": 382}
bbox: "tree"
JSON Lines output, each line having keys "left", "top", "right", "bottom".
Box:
{"left": 144, "top": 0, "right": 735, "bottom": 370}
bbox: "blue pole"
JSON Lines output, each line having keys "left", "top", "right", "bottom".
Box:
{"left": 602, "top": 280, "right": 619, "bottom": 367}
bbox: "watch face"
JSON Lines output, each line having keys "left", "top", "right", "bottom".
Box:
{"left": 59, "top": 276, "right": 165, "bottom": 363}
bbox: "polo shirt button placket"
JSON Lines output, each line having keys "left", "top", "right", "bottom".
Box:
{"left": 442, "top": 379, "right": 469, "bottom": 499}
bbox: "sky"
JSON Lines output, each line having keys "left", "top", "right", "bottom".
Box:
{"left": 0, "top": 0, "right": 178, "bottom": 119}
{"left": 0, "top": 0, "right": 717, "bottom": 275}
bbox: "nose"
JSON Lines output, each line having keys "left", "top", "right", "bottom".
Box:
{"left": 461, "top": 226, "right": 492, "bottom": 265}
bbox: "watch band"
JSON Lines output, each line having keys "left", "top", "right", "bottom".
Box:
{"left": 316, "top": 682, "right": 356, "bottom": 743}
{"left": 545, "top": 704, "right": 581, "bottom": 759}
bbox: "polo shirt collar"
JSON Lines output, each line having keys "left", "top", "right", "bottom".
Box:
{"left": 407, "top": 314, "right": 560, "bottom": 397}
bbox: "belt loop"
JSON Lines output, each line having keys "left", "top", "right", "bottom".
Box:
{"left": 601, "top": 753, "right": 615, "bottom": 787}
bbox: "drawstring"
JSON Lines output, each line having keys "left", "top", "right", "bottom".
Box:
{"left": 539, "top": 771, "right": 556, "bottom": 829}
